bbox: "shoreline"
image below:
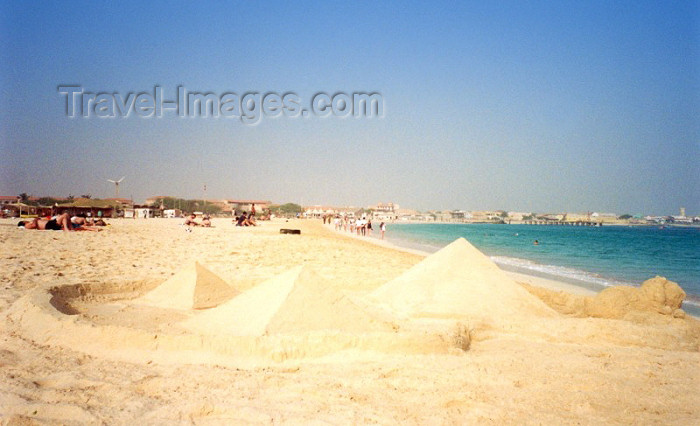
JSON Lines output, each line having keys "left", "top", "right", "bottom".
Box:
{"left": 385, "top": 219, "right": 700, "bottom": 228}
{"left": 324, "top": 222, "right": 599, "bottom": 296}
{"left": 324, "top": 222, "right": 700, "bottom": 317}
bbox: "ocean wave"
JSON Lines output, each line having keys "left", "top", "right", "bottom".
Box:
{"left": 682, "top": 294, "right": 700, "bottom": 308}
{"left": 491, "top": 255, "right": 700, "bottom": 311}
{"left": 491, "top": 255, "right": 635, "bottom": 289}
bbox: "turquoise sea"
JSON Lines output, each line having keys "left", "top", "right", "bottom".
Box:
{"left": 379, "top": 223, "right": 700, "bottom": 315}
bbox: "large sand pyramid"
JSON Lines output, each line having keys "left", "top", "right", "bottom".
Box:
{"left": 136, "top": 261, "right": 240, "bottom": 310}
{"left": 371, "top": 238, "right": 556, "bottom": 321}
{"left": 182, "top": 265, "right": 394, "bottom": 336}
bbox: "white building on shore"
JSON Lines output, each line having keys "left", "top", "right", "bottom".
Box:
{"left": 371, "top": 202, "right": 399, "bottom": 221}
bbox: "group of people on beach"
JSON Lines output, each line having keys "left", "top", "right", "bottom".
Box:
{"left": 233, "top": 204, "right": 272, "bottom": 226}
{"left": 184, "top": 213, "right": 212, "bottom": 229}
{"left": 183, "top": 203, "right": 273, "bottom": 230}
{"left": 17, "top": 213, "right": 107, "bottom": 231}
{"left": 233, "top": 211, "right": 257, "bottom": 227}
{"left": 232, "top": 203, "right": 258, "bottom": 227}
{"left": 323, "top": 214, "right": 387, "bottom": 240}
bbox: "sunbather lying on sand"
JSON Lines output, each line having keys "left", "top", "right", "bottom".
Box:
{"left": 71, "top": 215, "right": 89, "bottom": 227}
{"left": 18, "top": 213, "right": 100, "bottom": 231}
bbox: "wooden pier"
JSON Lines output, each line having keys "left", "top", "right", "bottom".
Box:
{"left": 522, "top": 220, "right": 602, "bottom": 226}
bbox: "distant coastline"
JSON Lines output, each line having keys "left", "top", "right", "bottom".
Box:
{"left": 387, "top": 219, "right": 700, "bottom": 228}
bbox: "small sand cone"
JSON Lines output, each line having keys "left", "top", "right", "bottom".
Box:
{"left": 136, "top": 261, "right": 239, "bottom": 310}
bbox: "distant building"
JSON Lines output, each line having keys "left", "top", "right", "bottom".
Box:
{"left": 397, "top": 212, "right": 435, "bottom": 221}
{"left": 104, "top": 198, "right": 133, "bottom": 207}
{"left": 124, "top": 205, "right": 158, "bottom": 218}
{"left": 304, "top": 206, "right": 333, "bottom": 218}
{"left": 432, "top": 211, "right": 452, "bottom": 222}
{"left": 591, "top": 212, "right": 616, "bottom": 218}
{"left": 1, "top": 196, "right": 69, "bottom": 206}
{"left": 0, "top": 196, "right": 19, "bottom": 206}
{"left": 303, "top": 205, "right": 357, "bottom": 218}
{"left": 0, "top": 200, "right": 39, "bottom": 218}
{"left": 162, "top": 209, "right": 182, "bottom": 218}
{"left": 506, "top": 212, "right": 530, "bottom": 221}
{"left": 590, "top": 212, "right": 620, "bottom": 223}
{"left": 395, "top": 208, "right": 419, "bottom": 219}
{"left": 372, "top": 202, "right": 399, "bottom": 212}
{"left": 54, "top": 198, "right": 116, "bottom": 218}
{"left": 671, "top": 215, "right": 693, "bottom": 224}
{"left": 145, "top": 197, "right": 270, "bottom": 215}
{"left": 371, "top": 202, "right": 399, "bottom": 221}
{"left": 563, "top": 213, "right": 592, "bottom": 222}
{"left": 469, "top": 211, "right": 502, "bottom": 222}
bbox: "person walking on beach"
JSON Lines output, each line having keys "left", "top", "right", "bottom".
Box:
{"left": 380, "top": 222, "right": 386, "bottom": 240}
{"left": 357, "top": 217, "right": 366, "bottom": 236}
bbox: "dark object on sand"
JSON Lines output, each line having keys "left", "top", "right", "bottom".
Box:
{"left": 280, "top": 229, "right": 301, "bottom": 235}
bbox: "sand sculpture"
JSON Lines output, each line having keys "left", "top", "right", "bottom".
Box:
{"left": 585, "top": 276, "right": 687, "bottom": 319}
{"left": 7, "top": 238, "right": 698, "bottom": 367}
{"left": 136, "top": 261, "right": 240, "bottom": 310}
{"left": 523, "top": 276, "right": 689, "bottom": 321}
{"left": 182, "top": 266, "right": 395, "bottom": 336}
{"left": 371, "top": 238, "right": 557, "bottom": 323}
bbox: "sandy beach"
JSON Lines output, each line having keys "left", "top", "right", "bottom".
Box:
{"left": 1, "top": 217, "right": 698, "bottom": 424}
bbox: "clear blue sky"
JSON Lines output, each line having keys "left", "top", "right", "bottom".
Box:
{"left": 1, "top": 1, "right": 698, "bottom": 215}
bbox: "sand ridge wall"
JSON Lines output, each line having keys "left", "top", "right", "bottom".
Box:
{"left": 6, "top": 286, "right": 461, "bottom": 367}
